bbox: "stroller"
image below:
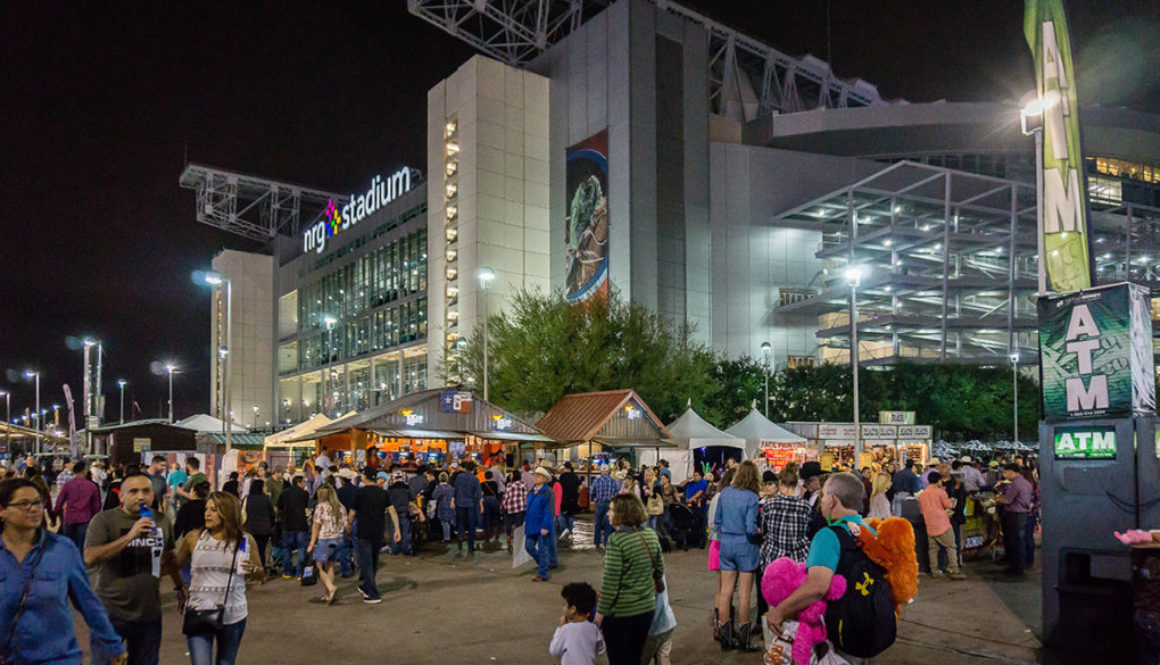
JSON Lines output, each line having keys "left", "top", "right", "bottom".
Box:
{"left": 666, "top": 503, "right": 703, "bottom": 551}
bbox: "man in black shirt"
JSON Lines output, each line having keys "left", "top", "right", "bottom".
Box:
{"left": 276, "top": 475, "right": 310, "bottom": 579}
{"left": 349, "top": 468, "right": 401, "bottom": 604}
{"left": 387, "top": 471, "right": 416, "bottom": 555}
{"left": 557, "top": 462, "right": 582, "bottom": 539}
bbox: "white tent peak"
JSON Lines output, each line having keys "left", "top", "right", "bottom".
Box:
{"left": 726, "top": 409, "right": 806, "bottom": 443}
{"left": 176, "top": 414, "right": 247, "bottom": 433}
{"left": 667, "top": 408, "right": 739, "bottom": 444}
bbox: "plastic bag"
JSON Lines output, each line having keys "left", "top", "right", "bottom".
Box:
{"left": 512, "top": 527, "right": 533, "bottom": 569}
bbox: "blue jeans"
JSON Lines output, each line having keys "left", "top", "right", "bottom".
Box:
{"left": 557, "top": 511, "right": 575, "bottom": 534}
{"left": 391, "top": 515, "right": 412, "bottom": 555}
{"left": 357, "top": 537, "right": 383, "bottom": 600}
{"left": 594, "top": 501, "right": 612, "bottom": 547}
{"left": 110, "top": 616, "right": 162, "bottom": 665}
{"left": 187, "top": 618, "right": 246, "bottom": 665}
{"left": 1024, "top": 513, "right": 1037, "bottom": 565}
{"left": 281, "top": 529, "right": 309, "bottom": 577}
{"left": 64, "top": 521, "right": 89, "bottom": 551}
{"left": 441, "top": 519, "right": 452, "bottom": 541}
{"left": 548, "top": 518, "right": 558, "bottom": 566}
{"left": 483, "top": 496, "right": 501, "bottom": 533}
{"left": 525, "top": 531, "right": 551, "bottom": 579}
{"left": 456, "top": 506, "right": 478, "bottom": 551}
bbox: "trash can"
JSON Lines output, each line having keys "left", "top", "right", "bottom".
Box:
{"left": 1053, "top": 548, "right": 1134, "bottom": 664}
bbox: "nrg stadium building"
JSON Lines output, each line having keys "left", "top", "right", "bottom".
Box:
{"left": 179, "top": 0, "right": 1160, "bottom": 426}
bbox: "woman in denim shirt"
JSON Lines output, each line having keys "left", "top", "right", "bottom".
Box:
{"left": 0, "top": 478, "right": 126, "bottom": 664}
{"left": 711, "top": 461, "right": 762, "bottom": 652}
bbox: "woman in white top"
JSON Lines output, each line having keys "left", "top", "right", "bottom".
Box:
{"left": 307, "top": 484, "right": 348, "bottom": 605}
{"left": 175, "top": 491, "right": 265, "bottom": 665}
{"left": 868, "top": 471, "right": 892, "bottom": 520}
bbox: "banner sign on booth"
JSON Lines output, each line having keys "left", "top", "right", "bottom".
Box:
{"left": 897, "top": 425, "right": 932, "bottom": 439}
{"left": 860, "top": 425, "right": 897, "bottom": 439}
{"left": 1038, "top": 283, "right": 1155, "bottom": 421}
{"left": 818, "top": 423, "right": 857, "bottom": 439}
{"left": 878, "top": 411, "right": 915, "bottom": 425}
{"left": 440, "top": 390, "right": 473, "bottom": 413}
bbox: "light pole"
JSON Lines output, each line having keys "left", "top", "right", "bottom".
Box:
{"left": 760, "top": 342, "right": 771, "bottom": 418}
{"left": 1020, "top": 94, "right": 1054, "bottom": 296}
{"left": 0, "top": 391, "right": 9, "bottom": 448}
{"left": 323, "top": 315, "right": 337, "bottom": 416}
{"left": 477, "top": 266, "right": 496, "bottom": 402}
{"left": 1010, "top": 352, "right": 1020, "bottom": 444}
{"left": 24, "top": 371, "right": 40, "bottom": 456}
{"left": 845, "top": 266, "right": 864, "bottom": 462}
{"left": 164, "top": 364, "right": 177, "bottom": 422}
{"left": 252, "top": 405, "right": 260, "bottom": 430}
{"left": 202, "top": 271, "right": 233, "bottom": 450}
{"left": 117, "top": 380, "right": 127, "bottom": 425}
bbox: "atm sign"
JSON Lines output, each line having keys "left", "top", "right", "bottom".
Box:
{"left": 1053, "top": 426, "right": 1116, "bottom": 460}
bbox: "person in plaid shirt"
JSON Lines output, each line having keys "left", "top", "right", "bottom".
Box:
{"left": 589, "top": 466, "right": 621, "bottom": 550}
{"left": 501, "top": 469, "right": 528, "bottom": 553}
{"left": 756, "top": 467, "right": 812, "bottom": 620}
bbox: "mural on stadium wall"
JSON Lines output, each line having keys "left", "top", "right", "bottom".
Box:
{"left": 564, "top": 131, "right": 609, "bottom": 304}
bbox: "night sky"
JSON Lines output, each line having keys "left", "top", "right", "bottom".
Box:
{"left": 2, "top": 1, "right": 1157, "bottom": 425}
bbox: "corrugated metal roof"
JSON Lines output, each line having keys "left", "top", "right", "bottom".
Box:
{"left": 536, "top": 390, "right": 671, "bottom": 444}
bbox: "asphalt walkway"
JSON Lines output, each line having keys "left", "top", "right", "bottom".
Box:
{"left": 71, "top": 524, "right": 1043, "bottom": 664}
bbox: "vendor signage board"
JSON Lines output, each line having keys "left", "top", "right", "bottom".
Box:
{"left": 764, "top": 447, "right": 797, "bottom": 469}
{"left": 878, "top": 411, "right": 916, "bottom": 425}
{"left": 818, "top": 423, "right": 857, "bottom": 439}
{"left": 132, "top": 438, "right": 151, "bottom": 453}
{"left": 897, "top": 425, "right": 932, "bottom": 439}
{"left": 1038, "top": 283, "right": 1156, "bottom": 421}
{"left": 440, "top": 390, "right": 473, "bottom": 413}
{"left": 861, "top": 424, "right": 897, "bottom": 439}
{"left": 1053, "top": 425, "right": 1116, "bottom": 460}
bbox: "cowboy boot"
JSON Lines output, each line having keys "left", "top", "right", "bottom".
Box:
{"left": 713, "top": 608, "right": 723, "bottom": 644}
{"left": 735, "top": 622, "right": 762, "bottom": 652}
{"left": 719, "top": 619, "right": 735, "bottom": 651}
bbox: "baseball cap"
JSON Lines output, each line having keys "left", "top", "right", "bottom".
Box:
{"left": 376, "top": 471, "right": 390, "bottom": 480}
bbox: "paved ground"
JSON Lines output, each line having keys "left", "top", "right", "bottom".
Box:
{"left": 75, "top": 524, "right": 1043, "bottom": 664}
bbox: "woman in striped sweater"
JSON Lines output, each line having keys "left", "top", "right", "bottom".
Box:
{"left": 595, "top": 493, "right": 665, "bottom": 665}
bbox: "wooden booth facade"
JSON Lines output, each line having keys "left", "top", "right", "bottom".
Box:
{"left": 536, "top": 389, "right": 674, "bottom": 472}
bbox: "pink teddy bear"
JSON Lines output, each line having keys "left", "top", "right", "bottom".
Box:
{"left": 761, "top": 557, "right": 847, "bottom": 665}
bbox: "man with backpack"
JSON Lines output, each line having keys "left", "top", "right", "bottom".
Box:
{"left": 766, "top": 472, "right": 896, "bottom": 663}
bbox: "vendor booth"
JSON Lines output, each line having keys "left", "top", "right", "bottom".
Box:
{"left": 536, "top": 389, "right": 673, "bottom": 475}
{"left": 725, "top": 408, "right": 811, "bottom": 469}
{"left": 263, "top": 413, "right": 334, "bottom": 469}
{"left": 308, "top": 388, "right": 551, "bottom": 471}
{"left": 639, "top": 406, "right": 733, "bottom": 484}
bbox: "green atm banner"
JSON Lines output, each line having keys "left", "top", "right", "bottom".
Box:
{"left": 1038, "top": 283, "right": 1156, "bottom": 421}
{"left": 1024, "top": 0, "right": 1091, "bottom": 292}
{"left": 1053, "top": 426, "right": 1115, "bottom": 460}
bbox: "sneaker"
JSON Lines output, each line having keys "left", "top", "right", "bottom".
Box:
{"left": 282, "top": 574, "right": 293, "bottom": 580}
{"left": 949, "top": 572, "right": 967, "bottom": 581}
{"left": 559, "top": 529, "right": 571, "bottom": 540}
{"left": 929, "top": 572, "right": 943, "bottom": 579}
{"left": 363, "top": 597, "right": 383, "bottom": 605}
{"left": 357, "top": 586, "right": 369, "bottom": 600}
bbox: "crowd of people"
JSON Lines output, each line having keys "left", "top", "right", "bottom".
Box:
{"left": 0, "top": 447, "right": 1039, "bottom": 665}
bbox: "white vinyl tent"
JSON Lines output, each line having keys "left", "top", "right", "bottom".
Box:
{"left": 176, "top": 414, "right": 248, "bottom": 434}
{"left": 638, "top": 407, "right": 742, "bottom": 483}
{"left": 726, "top": 408, "right": 808, "bottom": 460}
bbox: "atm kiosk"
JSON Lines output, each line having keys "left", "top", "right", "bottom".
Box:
{"left": 1038, "top": 283, "right": 1157, "bottom": 664}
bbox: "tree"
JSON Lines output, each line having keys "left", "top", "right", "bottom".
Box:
{"left": 702, "top": 356, "right": 765, "bottom": 428}
{"left": 445, "top": 290, "right": 719, "bottom": 422}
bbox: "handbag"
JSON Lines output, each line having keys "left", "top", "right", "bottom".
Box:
{"left": 647, "top": 493, "right": 664, "bottom": 516}
{"left": 182, "top": 538, "right": 240, "bottom": 636}
{"left": 1, "top": 546, "right": 46, "bottom": 665}
{"left": 633, "top": 531, "right": 665, "bottom": 593}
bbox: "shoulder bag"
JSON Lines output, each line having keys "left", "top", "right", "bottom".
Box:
{"left": 633, "top": 531, "right": 665, "bottom": 593}
{"left": 182, "top": 538, "right": 240, "bottom": 636}
{"left": 0, "top": 544, "right": 47, "bottom": 665}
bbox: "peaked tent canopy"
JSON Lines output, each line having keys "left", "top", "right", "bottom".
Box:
{"left": 726, "top": 409, "right": 808, "bottom": 460}
{"left": 264, "top": 413, "right": 333, "bottom": 448}
{"left": 313, "top": 388, "right": 551, "bottom": 442}
{"left": 177, "top": 414, "right": 247, "bottom": 434}
{"left": 640, "top": 406, "right": 739, "bottom": 483}
{"left": 536, "top": 389, "right": 672, "bottom": 447}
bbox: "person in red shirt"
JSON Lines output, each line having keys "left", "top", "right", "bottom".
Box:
{"left": 918, "top": 471, "right": 965, "bottom": 580}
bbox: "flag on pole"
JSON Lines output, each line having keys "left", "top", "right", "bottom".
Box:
{"left": 1025, "top": 0, "right": 1092, "bottom": 293}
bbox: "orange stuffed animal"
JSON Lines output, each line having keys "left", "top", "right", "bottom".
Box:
{"left": 855, "top": 517, "right": 919, "bottom": 617}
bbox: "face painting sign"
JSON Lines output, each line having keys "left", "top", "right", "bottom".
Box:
{"left": 564, "top": 131, "right": 609, "bottom": 304}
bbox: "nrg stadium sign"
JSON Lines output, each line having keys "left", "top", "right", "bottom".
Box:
{"left": 303, "top": 167, "right": 416, "bottom": 254}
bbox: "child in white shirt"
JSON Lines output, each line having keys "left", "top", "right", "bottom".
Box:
{"left": 550, "top": 582, "right": 606, "bottom": 665}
